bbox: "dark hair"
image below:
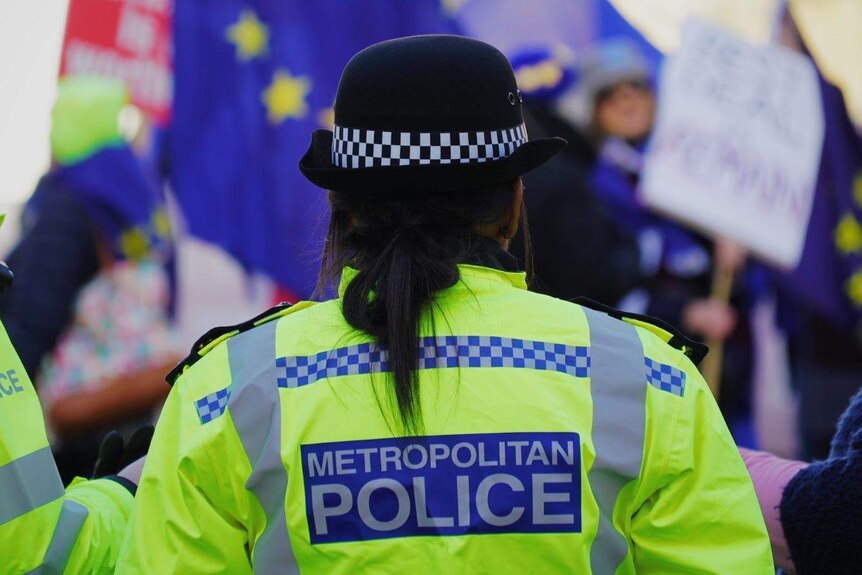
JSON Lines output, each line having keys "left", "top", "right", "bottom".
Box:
{"left": 317, "top": 181, "right": 530, "bottom": 435}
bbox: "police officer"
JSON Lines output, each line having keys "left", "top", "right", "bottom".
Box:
{"left": 0, "top": 214, "right": 147, "bottom": 573}
{"left": 118, "top": 36, "right": 772, "bottom": 574}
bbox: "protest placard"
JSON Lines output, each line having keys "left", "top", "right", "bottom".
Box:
{"left": 60, "top": 0, "right": 172, "bottom": 124}
{"left": 641, "top": 19, "right": 824, "bottom": 268}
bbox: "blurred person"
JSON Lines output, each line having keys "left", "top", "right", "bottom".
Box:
{"left": 582, "top": 39, "right": 764, "bottom": 435}
{"left": 0, "top": 76, "right": 181, "bottom": 481}
{"left": 0, "top": 221, "right": 149, "bottom": 574}
{"left": 585, "top": 39, "right": 739, "bottom": 341}
{"left": 510, "top": 46, "right": 649, "bottom": 309}
{"left": 511, "top": 46, "right": 738, "bottom": 326}
{"left": 118, "top": 36, "right": 771, "bottom": 574}
{"left": 514, "top": 43, "right": 743, "bottom": 342}
{"left": 741, "top": 386, "right": 862, "bottom": 574}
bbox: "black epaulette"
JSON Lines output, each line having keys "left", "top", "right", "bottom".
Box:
{"left": 166, "top": 302, "right": 293, "bottom": 386}
{"left": 573, "top": 297, "right": 709, "bottom": 366}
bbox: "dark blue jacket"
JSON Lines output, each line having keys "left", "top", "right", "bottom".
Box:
{"left": 781, "top": 386, "right": 862, "bottom": 574}
{"left": 0, "top": 183, "right": 99, "bottom": 380}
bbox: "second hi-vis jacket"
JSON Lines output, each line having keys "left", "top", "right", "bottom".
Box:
{"left": 117, "top": 265, "right": 773, "bottom": 574}
{"left": 0, "top": 319, "right": 134, "bottom": 574}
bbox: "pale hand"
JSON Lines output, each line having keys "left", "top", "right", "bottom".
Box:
{"left": 683, "top": 298, "right": 737, "bottom": 341}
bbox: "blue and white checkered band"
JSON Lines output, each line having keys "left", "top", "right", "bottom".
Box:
{"left": 276, "top": 335, "right": 590, "bottom": 389}
{"left": 331, "top": 123, "right": 529, "bottom": 168}
{"left": 195, "top": 387, "right": 232, "bottom": 424}
{"left": 644, "top": 357, "right": 686, "bottom": 397}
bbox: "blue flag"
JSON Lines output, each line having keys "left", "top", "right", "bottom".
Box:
{"left": 35, "top": 145, "right": 171, "bottom": 263}
{"left": 780, "top": 75, "right": 862, "bottom": 331}
{"left": 454, "top": 0, "right": 661, "bottom": 71}
{"left": 171, "top": 1, "right": 456, "bottom": 298}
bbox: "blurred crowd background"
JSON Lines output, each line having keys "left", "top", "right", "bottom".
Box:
{"left": 0, "top": 0, "right": 860, "bottom": 483}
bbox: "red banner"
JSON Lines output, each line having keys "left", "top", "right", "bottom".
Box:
{"left": 60, "top": 0, "right": 172, "bottom": 125}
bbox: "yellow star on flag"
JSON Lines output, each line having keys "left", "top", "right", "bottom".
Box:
{"left": 151, "top": 209, "right": 172, "bottom": 240}
{"left": 226, "top": 9, "right": 269, "bottom": 61}
{"left": 847, "top": 270, "right": 862, "bottom": 307}
{"left": 262, "top": 69, "right": 312, "bottom": 124}
{"left": 835, "top": 212, "right": 862, "bottom": 255}
{"left": 118, "top": 227, "right": 150, "bottom": 260}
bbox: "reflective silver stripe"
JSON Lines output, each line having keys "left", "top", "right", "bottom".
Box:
{"left": 0, "top": 446, "right": 64, "bottom": 526}
{"left": 28, "top": 499, "right": 89, "bottom": 574}
{"left": 583, "top": 308, "right": 647, "bottom": 575}
{"left": 227, "top": 321, "right": 299, "bottom": 575}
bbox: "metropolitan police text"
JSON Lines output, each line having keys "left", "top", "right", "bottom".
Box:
{"left": 301, "top": 432, "right": 583, "bottom": 543}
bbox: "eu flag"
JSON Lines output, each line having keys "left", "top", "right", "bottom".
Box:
{"left": 172, "top": 1, "right": 456, "bottom": 298}
{"left": 455, "top": 0, "right": 661, "bottom": 71}
{"left": 780, "top": 75, "right": 862, "bottom": 331}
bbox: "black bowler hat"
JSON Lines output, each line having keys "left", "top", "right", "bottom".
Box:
{"left": 299, "top": 35, "right": 567, "bottom": 194}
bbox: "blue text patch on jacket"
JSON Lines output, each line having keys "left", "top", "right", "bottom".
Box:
{"left": 302, "top": 432, "right": 582, "bottom": 544}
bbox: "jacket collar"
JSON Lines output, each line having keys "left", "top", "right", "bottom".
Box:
{"left": 461, "top": 236, "right": 522, "bottom": 273}
{"left": 337, "top": 238, "right": 527, "bottom": 297}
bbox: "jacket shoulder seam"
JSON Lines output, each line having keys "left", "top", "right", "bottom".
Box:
{"left": 166, "top": 301, "right": 315, "bottom": 385}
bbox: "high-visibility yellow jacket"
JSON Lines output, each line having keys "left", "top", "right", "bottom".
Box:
{"left": 117, "top": 265, "right": 772, "bottom": 574}
{"left": 0, "top": 319, "right": 134, "bottom": 574}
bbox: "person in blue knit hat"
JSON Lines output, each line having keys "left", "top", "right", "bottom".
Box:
{"left": 510, "top": 44, "right": 659, "bottom": 312}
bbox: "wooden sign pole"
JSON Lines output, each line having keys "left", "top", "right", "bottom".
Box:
{"left": 700, "top": 267, "right": 734, "bottom": 398}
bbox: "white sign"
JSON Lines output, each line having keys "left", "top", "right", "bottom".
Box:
{"left": 641, "top": 19, "right": 824, "bottom": 269}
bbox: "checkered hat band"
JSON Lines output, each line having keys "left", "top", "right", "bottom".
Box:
{"left": 331, "top": 123, "right": 529, "bottom": 168}
{"left": 644, "top": 357, "right": 686, "bottom": 397}
{"left": 276, "top": 335, "right": 589, "bottom": 389}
